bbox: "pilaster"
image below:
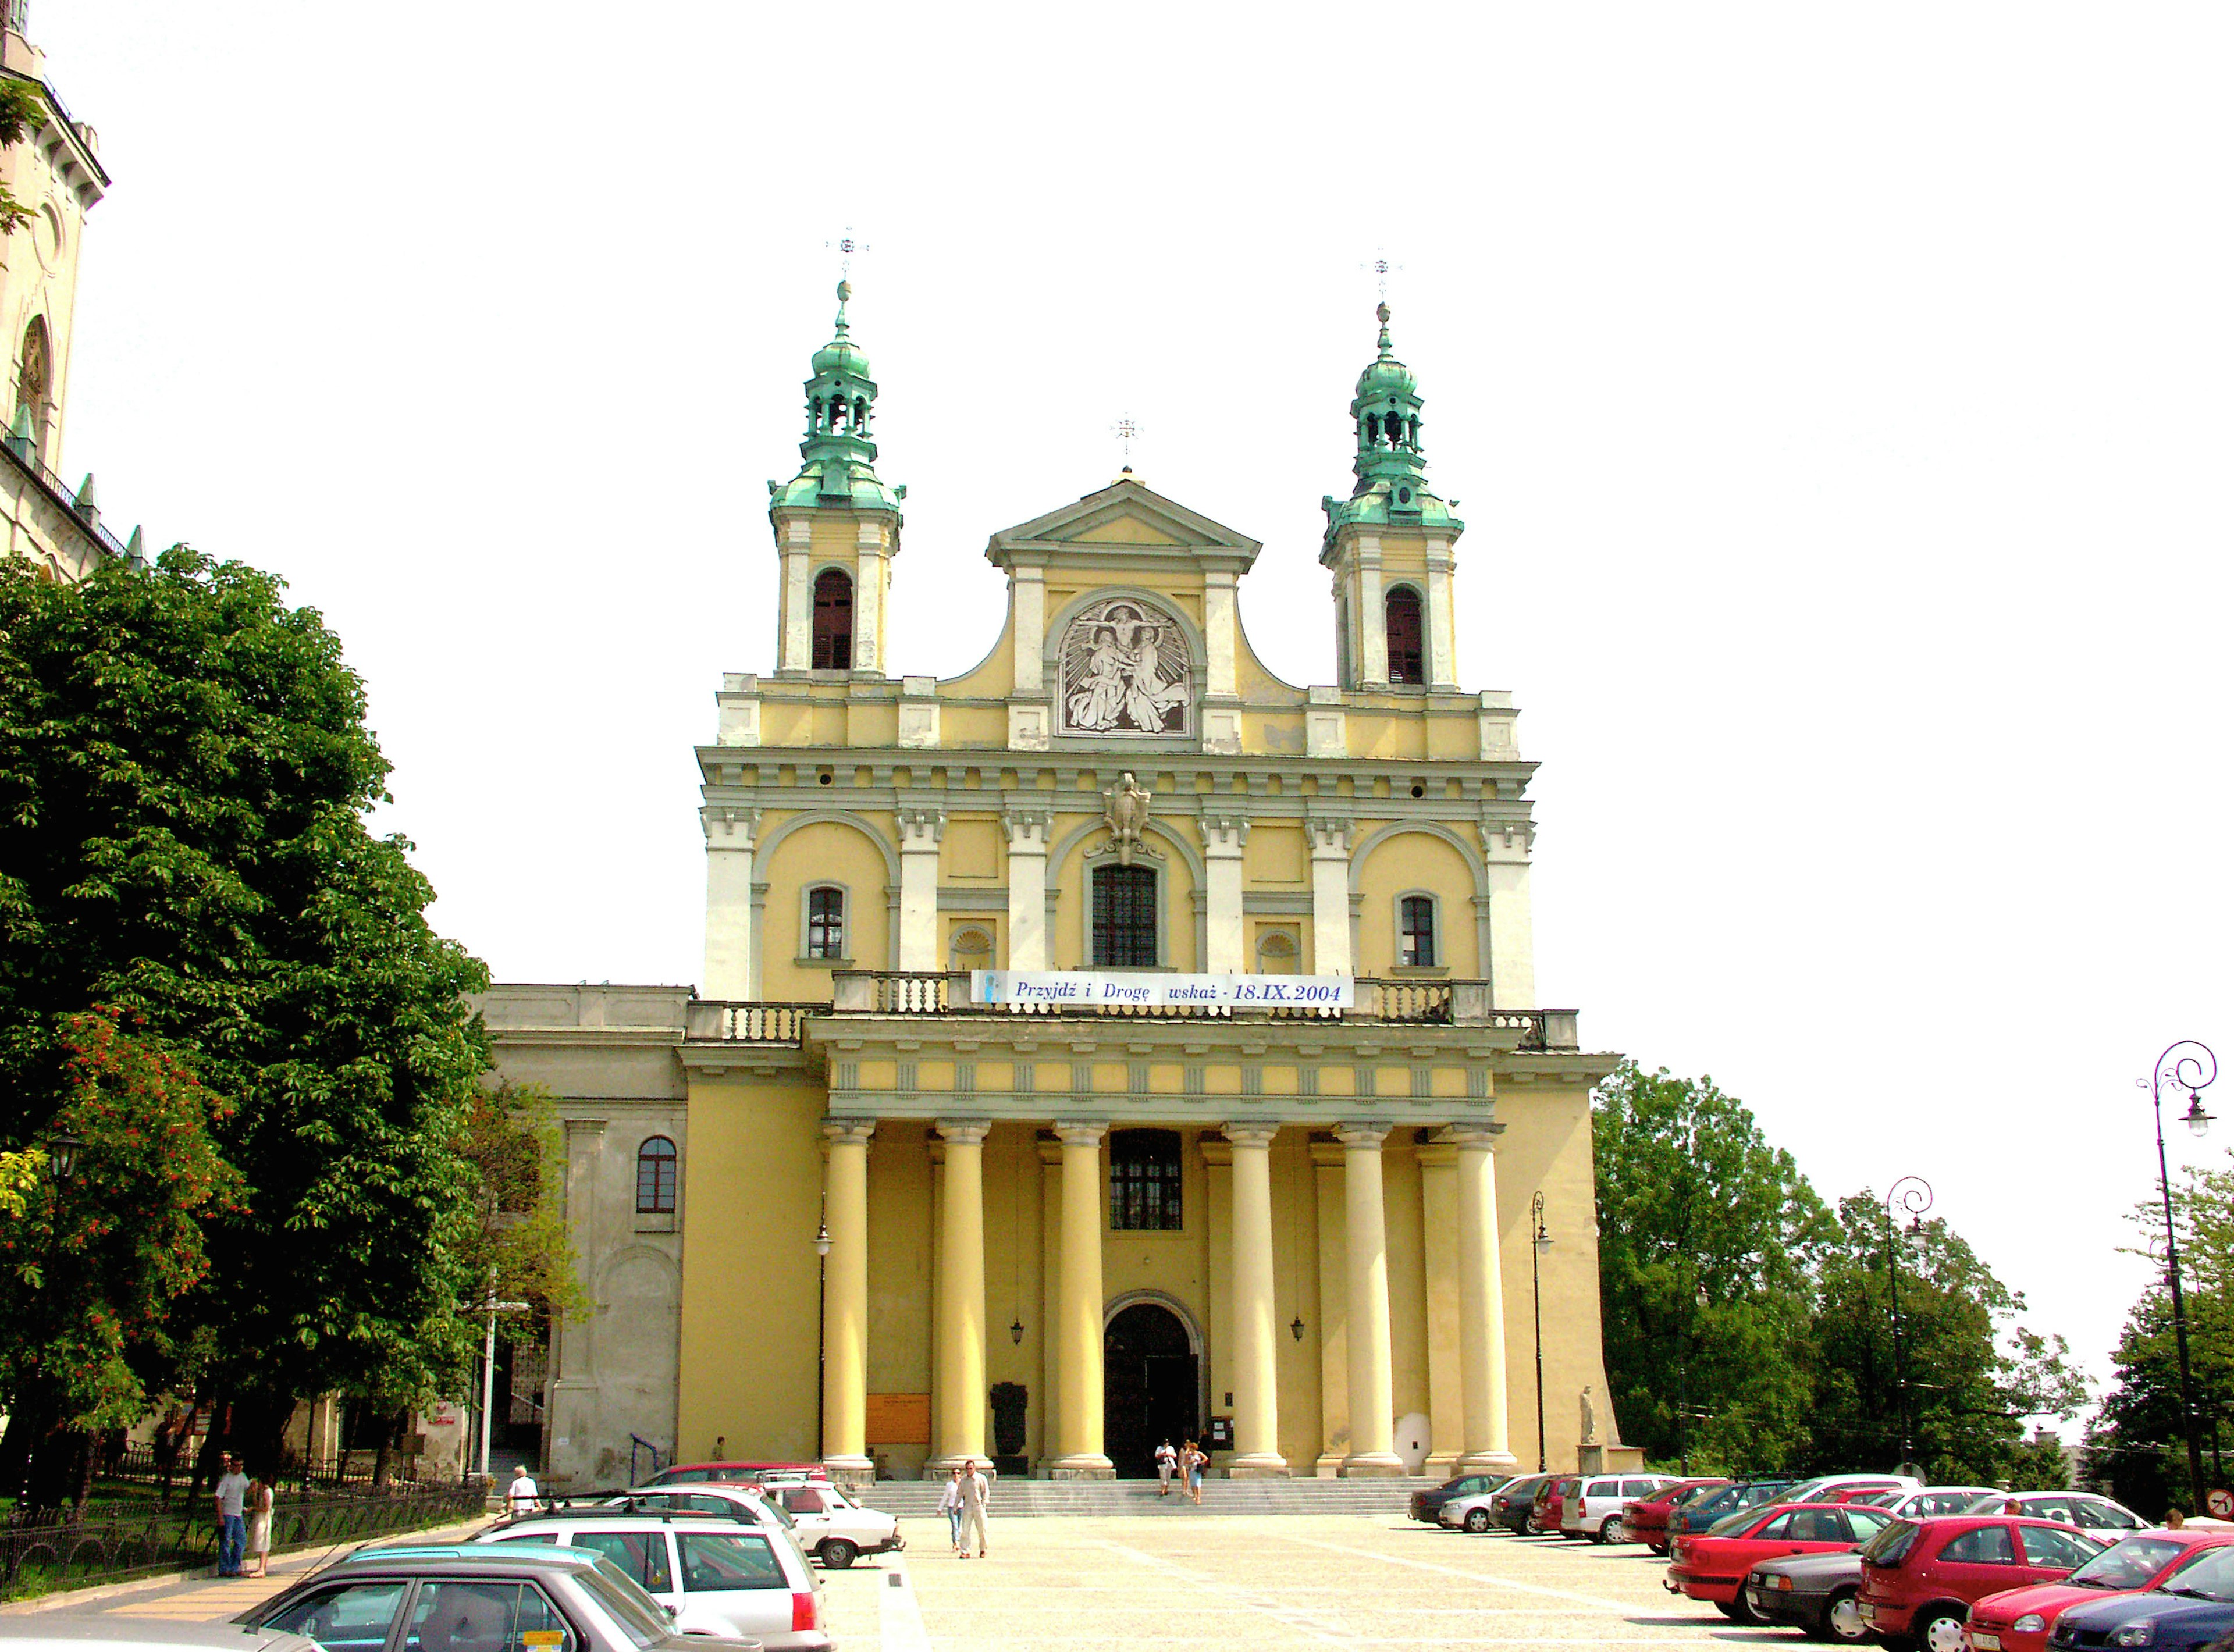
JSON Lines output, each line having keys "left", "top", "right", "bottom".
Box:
{"left": 701, "top": 807, "right": 762, "bottom": 1001}
{"left": 898, "top": 807, "right": 947, "bottom": 972}
{"left": 1307, "top": 815, "right": 1354, "bottom": 977}
{"left": 1200, "top": 810, "right": 1250, "bottom": 973}
{"left": 1003, "top": 807, "right": 1052, "bottom": 971}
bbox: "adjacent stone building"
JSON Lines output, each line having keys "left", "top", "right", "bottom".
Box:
{"left": 482, "top": 284, "right": 1621, "bottom": 1486}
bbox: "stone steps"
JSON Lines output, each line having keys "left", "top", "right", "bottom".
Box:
{"left": 853, "top": 1475, "right": 1433, "bottom": 1519}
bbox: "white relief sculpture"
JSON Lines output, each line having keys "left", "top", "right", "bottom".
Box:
{"left": 1059, "top": 597, "right": 1193, "bottom": 736}
{"left": 1103, "top": 771, "right": 1151, "bottom": 867}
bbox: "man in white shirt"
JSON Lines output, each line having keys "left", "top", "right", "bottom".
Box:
{"left": 506, "top": 1464, "right": 540, "bottom": 1516}
{"left": 1154, "top": 1440, "right": 1178, "bottom": 1497}
{"left": 957, "top": 1460, "right": 990, "bottom": 1560}
{"left": 212, "top": 1452, "right": 250, "bottom": 1576}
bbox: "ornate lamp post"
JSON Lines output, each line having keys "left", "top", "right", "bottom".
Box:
{"left": 1884, "top": 1175, "right": 1933, "bottom": 1473}
{"left": 2146, "top": 1041, "right": 2215, "bottom": 1513}
{"left": 814, "top": 1213, "right": 831, "bottom": 1458}
{"left": 1530, "top": 1191, "right": 1550, "bottom": 1473}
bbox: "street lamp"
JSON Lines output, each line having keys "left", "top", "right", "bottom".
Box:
{"left": 2146, "top": 1040, "right": 2215, "bottom": 1513}
{"left": 476, "top": 1277, "right": 532, "bottom": 1480}
{"left": 814, "top": 1213, "right": 831, "bottom": 1461}
{"left": 1679, "top": 1281, "right": 1708, "bottom": 1476}
{"left": 1884, "top": 1175, "right": 1933, "bottom": 1475}
{"left": 1530, "top": 1191, "right": 1551, "bottom": 1474}
{"left": 46, "top": 1133, "right": 82, "bottom": 1181}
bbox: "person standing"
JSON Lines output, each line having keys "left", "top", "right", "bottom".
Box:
{"left": 1154, "top": 1439, "right": 1177, "bottom": 1497}
{"left": 956, "top": 1459, "right": 990, "bottom": 1559}
{"left": 936, "top": 1466, "right": 965, "bottom": 1554}
{"left": 711, "top": 1436, "right": 726, "bottom": 1462}
{"left": 1185, "top": 1441, "right": 1206, "bottom": 1506}
{"left": 506, "top": 1464, "right": 540, "bottom": 1516}
{"left": 212, "top": 1452, "right": 249, "bottom": 1576}
{"left": 246, "top": 1475, "right": 273, "bottom": 1578}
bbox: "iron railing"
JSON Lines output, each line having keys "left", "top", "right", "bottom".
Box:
{"left": 0, "top": 428, "right": 133, "bottom": 564}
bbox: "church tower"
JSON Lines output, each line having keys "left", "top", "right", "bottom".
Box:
{"left": 766, "top": 280, "right": 904, "bottom": 677}
{"left": 1320, "top": 303, "right": 1463, "bottom": 691}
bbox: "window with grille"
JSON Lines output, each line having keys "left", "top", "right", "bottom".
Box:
{"left": 636, "top": 1135, "right": 678, "bottom": 1213}
{"left": 1110, "top": 1128, "right": 1183, "bottom": 1230}
{"left": 1091, "top": 864, "right": 1157, "bottom": 967}
{"left": 805, "top": 886, "right": 846, "bottom": 959}
{"left": 1385, "top": 585, "right": 1424, "bottom": 684}
{"left": 812, "top": 568, "right": 853, "bottom": 669}
{"left": 1400, "top": 895, "right": 1437, "bottom": 967}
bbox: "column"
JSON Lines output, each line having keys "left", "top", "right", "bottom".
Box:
{"left": 701, "top": 808, "right": 761, "bottom": 1001}
{"left": 1482, "top": 818, "right": 1537, "bottom": 1009}
{"left": 1050, "top": 1122, "right": 1114, "bottom": 1477}
{"left": 1201, "top": 812, "right": 1248, "bottom": 973}
{"left": 1036, "top": 1134, "right": 1063, "bottom": 1463}
{"left": 1225, "top": 1123, "right": 1288, "bottom": 1476}
{"left": 1307, "top": 817, "right": 1353, "bottom": 977}
{"left": 1417, "top": 1140, "right": 1464, "bottom": 1477}
{"left": 853, "top": 520, "right": 886, "bottom": 674}
{"left": 931, "top": 1119, "right": 989, "bottom": 1469}
{"left": 1338, "top": 1123, "right": 1403, "bottom": 1475}
{"left": 1425, "top": 540, "right": 1459, "bottom": 689}
{"left": 898, "top": 807, "right": 944, "bottom": 972}
{"left": 779, "top": 520, "right": 812, "bottom": 671}
{"left": 1004, "top": 809, "right": 1051, "bottom": 971}
{"left": 1311, "top": 1138, "right": 1349, "bottom": 1475}
{"left": 1356, "top": 537, "right": 1388, "bottom": 687}
{"left": 1449, "top": 1126, "right": 1517, "bottom": 1472}
{"left": 820, "top": 1119, "right": 875, "bottom": 1482}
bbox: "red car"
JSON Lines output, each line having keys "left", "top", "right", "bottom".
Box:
{"left": 649, "top": 1459, "right": 830, "bottom": 1484}
{"left": 1669, "top": 1501, "right": 1897, "bottom": 1619}
{"left": 1629, "top": 1478, "right": 1731, "bottom": 1555}
{"left": 1962, "top": 1529, "right": 2234, "bottom": 1652}
{"left": 1855, "top": 1515, "right": 2103, "bottom": 1652}
{"left": 1532, "top": 1475, "right": 1581, "bottom": 1536}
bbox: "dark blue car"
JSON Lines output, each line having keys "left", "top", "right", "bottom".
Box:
{"left": 2048, "top": 1539, "right": 2234, "bottom": 1651}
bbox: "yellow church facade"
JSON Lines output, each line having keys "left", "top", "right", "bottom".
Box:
{"left": 482, "top": 287, "right": 1621, "bottom": 1485}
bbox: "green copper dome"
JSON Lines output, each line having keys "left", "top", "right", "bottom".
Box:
{"left": 1355, "top": 305, "right": 1418, "bottom": 398}
{"left": 1322, "top": 301, "right": 1461, "bottom": 547}
{"left": 767, "top": 279, "right": 904, "bottom": 518}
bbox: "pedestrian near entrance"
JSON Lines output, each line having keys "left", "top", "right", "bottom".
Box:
{"left": 956, "top": 1459, "right": 989, "bottom": 1558}
{"left": 506, "top": 1464, "right": 539, "bottom": 1516}
{"left": 937, "top": 1467, "right": 964, "bottom": 1553}
{"left": 212, "top": 1452, "right": 249, "bottom": 1576}
{"left": 246, "top": 1476, "right": 273, "bottom": 1577}
{"left": 1182, "top": 1440, "right": 1205, "bottom": 1505}
{"left": 1154, "top": 1439, "right": 1177, "bottom": 1496}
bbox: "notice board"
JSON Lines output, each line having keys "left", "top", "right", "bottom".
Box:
{"left": 865, "top": 1393, "right": 931, "bottom": 1445}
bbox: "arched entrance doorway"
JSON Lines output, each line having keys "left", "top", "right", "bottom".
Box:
{"left": 1103, "top": 1299, "right": 1199, "bottom": 1479}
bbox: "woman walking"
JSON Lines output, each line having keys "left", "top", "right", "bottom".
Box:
{"left": 1184, "top": 1440, "right": 1206, "bottom": 1505}
{"left": 246, "top": 1475, "right": 273, "bottom": 1578}
{"left": 937, "top": 1466, "right": 964, "bottom": 1554}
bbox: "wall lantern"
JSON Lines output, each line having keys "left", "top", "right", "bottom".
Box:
{"left": 1290, "top": 1316, "right": 1305, "bottom": 1342}
{"left": 1009, "top": 1319, "right": 1024, "bottom": 1345}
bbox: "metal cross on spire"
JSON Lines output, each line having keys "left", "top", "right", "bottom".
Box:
{"left": 1111, "top": 415, "right": 1141, "bottom": 468}
{"left": 1360, "top": 251, "right": 1405, "bottom": 303}
{"left": 824, "top": 227, "right": 871, "bottom": 279}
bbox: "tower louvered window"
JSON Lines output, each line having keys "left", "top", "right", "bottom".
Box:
{"left": 812, "top": 568, "right": 853, "bottom": 669}
{"left": 1386, "top": 586, "right": 1424, "bottom": 685}
{"left": 1091, "top": 864, "right": 1157, "bottom": 967}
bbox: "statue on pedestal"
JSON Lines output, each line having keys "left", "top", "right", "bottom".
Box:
{"left": 1580, "top": 1383, "right": 1600, "bottom": 1447}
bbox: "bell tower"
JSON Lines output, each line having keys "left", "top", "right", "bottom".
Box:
{"left": 1319, "top": 303, "right": 1463, "bottom": 692}
{"left": 767, "top": 280, "right": 904, "bottom": 677}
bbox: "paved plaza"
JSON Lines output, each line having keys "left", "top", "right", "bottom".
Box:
{"left": 15, "top": 1515, "right": 1799, "bottom": 1651}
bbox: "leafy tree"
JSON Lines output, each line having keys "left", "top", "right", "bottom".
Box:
{"left": 459, "top": 1082, "right": 589, "bottom": 1327}
{"left": 0, "top": 549, "right": 490, "bottom": 1491}
{"left": 0, "top": 80, "right": 51, "bottom": 237}
{"left": 1592, "top": 1062, "right": 1833, "bottom": 1473}
{"left": 0, "top": 1147, "right": 38, "bottom": 1219}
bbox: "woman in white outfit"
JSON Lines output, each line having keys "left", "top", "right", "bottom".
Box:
{"left": 936, "top": 1467, "right": 963, "bottom": 1554}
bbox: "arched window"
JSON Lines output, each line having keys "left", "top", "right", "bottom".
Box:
{"left": 1399, "top": 895, "right": 1437, "bottom": 968}
{"left": 1385, "top": 585, "right": 1424, "bottom": 685}
{"left": 805, "top": 885, "right": 846, "bottom": 960}
{"left": 16, "top": 315, "right": 49, "bottom": 449}
{"left": 1091, "top": 863, "right": 1157, "bottom": 967}
{"left": 949, "top": 925, "right": 993, "bottom": 971}
{"left": 1110, "top": 1128, "right": 1183, "bottom": 1231}
{"left": 812, "top": 568, "right": 853, "bottom": 670}
{"left": 1256, "top": 930, "right": 1299, "bottom": 974}
{"left": 636, "top": 1135, "right": 678, "bottom": 1214}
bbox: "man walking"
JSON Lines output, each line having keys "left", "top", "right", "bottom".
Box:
{"left": 1154, "top": 1439, "right": 1177, "bottom": 1497}
{"left": 212, "top": 1452, "right": 249, "bottom": 1576}
{"left": 956, "top": 1459, "right": 990, "bottom": 1560}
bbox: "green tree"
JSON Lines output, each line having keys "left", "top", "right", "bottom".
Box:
{"left": 1592, "top": 1063, "right": 1832, "bottom": 1473}
{"left": 0, "top": 549, "right": 491, "bottom": 1490}
{"left": 0, "top": 81, "right": 51, "bottom": 238}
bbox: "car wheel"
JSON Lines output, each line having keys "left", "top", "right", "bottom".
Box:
{"left": 1463, "top": 1508, "right": 1492, "bottom": 1533}
{"left": 818, "top": 1538, "right": 858, "bottom": 1569}
{"left": 1598, "top": 1516, "right": 1626, "bottom": 1544}
{"left": 1815, "top": 1589, "right": 1867, "bottom": 1644}
{"left": 1913, "top": 1606, "right": 1965, "bottom": 1652}
{"left": 1524, "top": 1514, "right": 1542, "bottom": 1535}
{"left": 1716, "top": 1595, "right": 1759, "bottom": 1625}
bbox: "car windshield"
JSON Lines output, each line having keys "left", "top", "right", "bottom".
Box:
{"left": 1859, "top": 1520, "right": 1919, "bottom": 1566}
{"left": 573, "top": 1558, "right": 675, "bottom": 1650}
{"left": 2160, "top": 1546, "right": 2234, "bottom": 1603}
{"left": 2068, "top": 1537, "right": 2187, "bottom": 1590}
{"left": 1706, "top": 1507, "right": 1775, "bottom": 1539}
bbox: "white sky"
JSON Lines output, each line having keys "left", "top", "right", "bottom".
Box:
{"left": 42, "top": 3, "right": 2234, "bottom": 1431}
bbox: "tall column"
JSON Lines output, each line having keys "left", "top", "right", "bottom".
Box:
{"left": 820, "top": 1120, "right": 875, "bottom": 1483}
{"left": 701, "top": 808, "right": 762, "bottom": 1001}
{"left": 898, "top": 807, "right": 945, "bottom": 972}
{"left": 1449, "top": 1126, "right": 1517, "bottom": 1472}
{"left": 1004, "top": 808, "right": 1051, "bottom": 971}
{"left": 1417, "top": 1140, "right": 1464, "bottom": 1477}
{"left": 1338, "top": 1123, "right": 1403, "bottom": 1475}
{"left": 931, "top": 1119, "right": 989, "bottom": 1469}
{"left": 1201, "top": 812, "right": 1248, "bottom": 973}
{"left": 1035, "top": 1134, "right": 1063, "bottom": 1462}
{"left": 1225, "top": 1124, "right": 1289, "bottom": 1476}
{"left": 1050, "top": 1122, "right": 1114, "bottom": 1477}
{"left": 1311, "top": 1138, "right": 1349, "bottom": 1475}
{"left": 1307, "top": 817, "right": 1353, "bottom": 976}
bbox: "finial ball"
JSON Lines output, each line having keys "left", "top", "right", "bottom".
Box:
{"left": 838, "top": 279, "right": 852, "bottom": 303}
{"left": 1376, "top": 301, "right": 1391, "bottom": 325}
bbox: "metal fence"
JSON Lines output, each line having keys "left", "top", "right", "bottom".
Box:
{"left": 0, "top": 1484, "right": 484, "bottom": 1599}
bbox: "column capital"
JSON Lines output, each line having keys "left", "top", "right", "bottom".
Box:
{"left": 1221, "top": 1122, "right": 1280, "bottom": 1148}
{"left": 1305, "top": 814, "right": 1354, "bottom": 856}
{"left": 702, "top": 804, "right": 764, "bottom": 848}
{"left": 935, "top": 1118, "right": 992, "bottom": 1145}
{"left": 1198, "top": 809, "right": 1252, "bottom": 853}
{"left": 1052, "top": 1120, "right": 1108, "bottom": 1147}
{"left": 821, "top": 1117, "right": 877, "bottom": 1147}
{"left": 1436, "top": 1123, "right": 1503, "bottom": 1149}
{"left": 1335, "top": 1122, "right": 1390, "bottom": 1149}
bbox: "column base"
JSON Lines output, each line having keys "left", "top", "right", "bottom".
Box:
{"left": 1456, "top": 1449, "right": 1520, "bottom": 1475}
{"left": 1424, "top": 1451, "right": 1461, "bottom": 1480}
{"left": 1312, "top": 1452, "right": 1347, "bottom": 1479}
{"left": 1227, "top": 1453, "right": 1290, "bottom": 1479}
{"left": 820, "top": 1455, "right": 874, "bottom": 1493}
{"left": 922, "top": 1454, "right": 997, "bottom": 1479}
{"left": 1340, "top": 1451, "right": 1407, "bottom": 1478}
{"left": 1046, "top": 1454, "right": 1115, "bottom": 1480}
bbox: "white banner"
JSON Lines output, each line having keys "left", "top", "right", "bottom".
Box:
{"left": 969, "top": 970, "right": 1353, "bottom": 1010}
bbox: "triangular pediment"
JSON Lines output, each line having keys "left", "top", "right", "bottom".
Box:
{"left": 986, "top": 478, "right": 1262, "bottom": 568}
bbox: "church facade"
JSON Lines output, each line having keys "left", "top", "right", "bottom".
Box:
{"left": 480, "top": 284, "right": 1621, "bottom": 1485}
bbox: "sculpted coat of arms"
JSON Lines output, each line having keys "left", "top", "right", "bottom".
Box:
{"left": 1058, "top": 596, "right": 1193, "bottom": 736}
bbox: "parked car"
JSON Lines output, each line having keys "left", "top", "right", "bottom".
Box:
{"left": 1965, "top": 1528, "right": 2234, "bottom": 1652}
{"left": 1484, "top": 1473, "right": 1553, "bottom": 1536}
{"left": 1783, "top": 1472, "right": 1924, "bottom": 1505}
{"left": 2042, "top": 1540, "right": 2234, "bottom": 1652}
{"left": 475, "top": 1514, "right": 830, "bottom": 1651}
{"left": 1744, "top": 1550, "right": 1874, "bottom": 1643}
{"left": 236, "top": 1541, "right": 765, "bottom": 1652}
{"left": 1873, "top": 1486, "right": 2007, "bottom": 1521}
{"left": 649, "top": 1462, "right": 828, "bottom": 1487}
{"left": 1532, "top": 1475, "right": 1582, "bottom": 1537}
{"left": 1956, "top": 1491, "right": 2148, "bottom": 1544}
{"left": 0, "top": 1623, "right": 322, "bottom": 1652}
{"left": 753, "top": 1481, "right": 904, "bottom": 1569}
{"left": 1667, "top": 1501, "right": 1895, "bottom": 1621}
{"left": 1625, "top": 1479, "right": 1730, "bottom": 1555}
{"left": 1410, "top": 1472, "right": 1510, "bottom": 1525}
{"left": 1666, "top": 1479, "right": 1801, "bottom": 1543}
{"left": 1671, "top": 1500, "right": 1894, "bottom": 1616}
{"left": 1854, "top": 1514, "right": 2103, "bottom": 1652}
{"left": 1561, "top": 1473, "right": 1681, "bottom": 1543}
{"left": 599, "top": 1488, "right": 794, "bottom": 1534}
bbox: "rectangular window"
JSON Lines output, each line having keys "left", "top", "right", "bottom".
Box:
{"left": 675, "top": 1530, "right": 787, "bottom": 1591}
{"left": 1091, "top": 865, "right": 1157, "bottom": 967}
{"left": 404, "top": 1582, "right": 577, "bottom": 1652}
{"left": 1109, "top": 1128, "right": 1183, "bottom": 1231}
{"left": 1400, "top": 896, "right": 1436, "bottom": 967}
{"left": 806, "top": 887, "right": 845, "bottom": 960}
{"left": 568, "top": 1530, "right": 674, "bottom": 1594}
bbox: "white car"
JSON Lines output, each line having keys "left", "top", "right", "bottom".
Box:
{"left": 477, "top": 1513, "right": 829, "bottom": 1651}
{"left": 1863, "top": 1484, "right": 2003, "bottom": 1519}
{"left": 1957, "top": 1490, "right": 2147, "bottom": 1543}
{"left": 1561, "top": 1473, "right": 1682, "bottom": 1543}
{"left": 1780, "top": 1472, "right": 1923, "bottom": 1504}
{"left": 1438, "top": 1490, "right": 1508, "bottom": 1533}
{"left": 0, "top": 1623, "right": 322, "bottom": 1652}
{"left": 617, "top": 1483, "right": 903, "bottom": 1571}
